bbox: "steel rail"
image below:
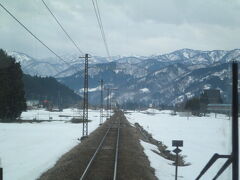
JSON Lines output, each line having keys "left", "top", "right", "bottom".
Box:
{"left": 113, "top": 120, "right": 120, "bottom": 180}
{"left": 80, "top": 127, "right": 111, "bottom": 180}
{"left": 80, "top": 119, "right": 121, "bottom": 180}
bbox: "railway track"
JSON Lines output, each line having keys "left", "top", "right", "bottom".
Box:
{"left": 39, "top": 111, "right": 157, "bottom": 180}
{"left": 80, "top": 117, "right": 121, "bottom": 180}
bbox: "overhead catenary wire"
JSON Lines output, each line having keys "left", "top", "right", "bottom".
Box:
{"left": 41, "top": 0, "right": 99, "bottom": 77}
{"left": 42, "top": 0, "right": 104, "bottom": 66}
{"left": 0, "top": 2, "right": 81, "bottom": 75}
{"left": 95, "top": 0, "right": 108, "bottom": 51}
{"left": 41, "top": 0, "right": 84, "bottom": 55}
{"left": 94, "top": 0, "right": 110, "bottom": 59}
{"left": 41, "top": 0, "right": 90, "bottom": 140}
{"left": 91, "top": 0, "right": 111, "bottom": 60}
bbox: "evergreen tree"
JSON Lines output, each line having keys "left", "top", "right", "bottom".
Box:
{"left": 0, "top": 49, "right": 26, "bottom": 121}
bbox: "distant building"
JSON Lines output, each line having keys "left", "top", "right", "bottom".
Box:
{"left": 201, "top": 89, "right": 222, "bottom": 104}
{"left": 26, "top": 100, "right": 39, "bottom": 109}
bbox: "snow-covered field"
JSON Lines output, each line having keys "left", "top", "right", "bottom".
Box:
{"left": 0, "top": 108, "right": 235, "bottom": 180}
{"left": 126, "top": 109, "right": 233, "bottom": 180}
{"left": 0, "top": 108, "right": 105, "bottom": 180}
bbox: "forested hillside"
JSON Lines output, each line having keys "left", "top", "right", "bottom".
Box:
{"left": 23, "top": 74, "right": 81, "bottom": 107}
{"left": 0, "top": 49, "right": 26, "bottom": 121}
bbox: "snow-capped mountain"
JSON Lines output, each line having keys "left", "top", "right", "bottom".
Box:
{"left": 7, "top": 51, "right": 33, "bottom": 63}
{"left": 59, "top": 60, "right": 235, "bottom": 106}
{"left": 6, "top": 51, "right": 115, "bottom": 77}
{"left": 7, "top": 49, "right": 240, "bottom": 106}
{"left": 151, "top": 48, "right": 238, "bottom": 65}
{"left": 8, "top": 49, "right": 240, "bottom": 77}
{"left": 7, "top": 51, "right": 67, "bottom": 77}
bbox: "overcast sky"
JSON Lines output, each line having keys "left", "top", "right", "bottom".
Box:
{"left": 0, "top": 0, "right": 240, "bottom": 59}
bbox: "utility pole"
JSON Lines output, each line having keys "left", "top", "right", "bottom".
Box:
{"left": 80, "top": 54, "right": 90, "bottom": 140}
{"left": 110, "top": 96, "right": 112, "bottom": 116}
{"left": 57, "top": 90, "right": 61, "bottom": 111}
{"left": 105, "top": 87, "right": 117, "bottom": 118}
{"left": 106, "top": 88, "right": 110, "bottom": 119}
{"left": 109, "top": 88, "right": 117, "bottom": 116}
{"left": 99, "top": 79, "right": 104, "bottom": 125}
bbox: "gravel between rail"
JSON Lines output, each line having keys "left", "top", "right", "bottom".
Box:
{"left": 38, "top": 110, "right": 157, "bottom": 180}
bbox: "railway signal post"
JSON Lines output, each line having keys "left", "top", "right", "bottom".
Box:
{"left": 172, "top": 140, "right": 183, "bottom": 180}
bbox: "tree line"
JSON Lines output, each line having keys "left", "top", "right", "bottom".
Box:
{"left": 23, "top": 74, "right": 82, "bottom": 108}
{"left": 0, "top": 49, "right": 26, "bottom": 121}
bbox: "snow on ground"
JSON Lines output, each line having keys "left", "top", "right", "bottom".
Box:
{"left": 0, "top": 108, "right": 106, "bottom": 180}
{"left": 140, "top": 140, "right": 175, "bottom": 179}
{"left": 20, "top": 108, "right": 82, "bottom": 121}
{"left": 126, "top": 109, "right": 233, "bottom": 180}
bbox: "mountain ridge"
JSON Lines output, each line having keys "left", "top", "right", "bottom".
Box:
{"left": 7, "top": 48, "right": 240, "bottom": 106}
{"left": 8, "top": 48, "right": 240, "bottom": 77}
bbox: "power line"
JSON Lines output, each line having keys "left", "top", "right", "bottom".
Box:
{"left": 43, "top": 0, "right": 104, "bottom": 67}
{"left": 95, "top": 0, "right": 108, "bottom": 51}
{"left": 41, "top": 0, "right": 84, "bottom": 55}
{"left": 95, "top": 0, "right": 110, "bottom": 59}
{"left": 0, "top": 2, "right": 81, "bottom": 75}
{"left": 91, "top": 0, "right": 111, "bottom": 59}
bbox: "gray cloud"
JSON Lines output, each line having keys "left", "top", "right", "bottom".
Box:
{"left": 0, "top": 0, "right": 239, "bottom": 59}
{"left": 112, "top": 0, "right": 240, "bottom": 27}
